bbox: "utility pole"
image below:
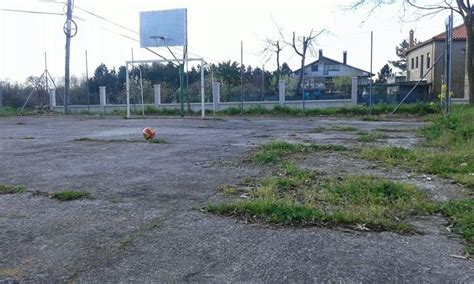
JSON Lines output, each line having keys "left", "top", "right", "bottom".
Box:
{"left": 64, "top": 0, "right": 74, "bottom": 114}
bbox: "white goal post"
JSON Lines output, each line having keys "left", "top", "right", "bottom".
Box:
{"left": 125, "top": 58, "right": 206, "bottom": 119}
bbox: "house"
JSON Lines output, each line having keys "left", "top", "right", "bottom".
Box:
{"left": 406, "top": 24, "right": 470, "bottom": 100}
{"left": 292, "top": 50, "right": 372, "bottom": 94}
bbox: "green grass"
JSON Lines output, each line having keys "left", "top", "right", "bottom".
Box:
{"left": 357, "top": 131, "right": 387, "bottom": 142}
{"left": 207, "top": 163, "right": 434, "bottom": 233}
{"left": 118, "top": 235, "right": 133, "bottom": 249}
{"left": 219, "top": 186, "right": 239, "bottom": 195}
{"left": 50, "top": 190, "right": 92, "bottom": 201}
{"left": 374, "top": 128, "right": 411, "bottom": 132}
{"left": 439, "top": 200, "right": 474, "bottom": 256}
{"left": 0, "top": 107, "right": 20, "bottom": 117}
{"left": 1, "top": 103, "right": 438, "bottom": 118}
{"left": 360, "top": 105, "right": 474, "bottom": 188}
{"left": 249, "top": 141, "right": 347, "bottom": 164}
{"left": 0, "top": 184, "right": 26, "bottom": 194}
{"left": 218, "top": 103, "right": 438, "bottom": 117}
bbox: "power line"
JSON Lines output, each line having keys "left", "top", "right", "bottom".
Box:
{"left": 0, "top": 8, "right": 64, "bottom": 16}
{"left": 74, "top": 5, "right": 139, "bottom": 35}
{"left": 70, "top": 5, "right": 218, "bottom": 63}
{"left": 37, "top": 1, "right": 219, "bottom": 64}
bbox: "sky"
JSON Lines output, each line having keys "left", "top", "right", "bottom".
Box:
{"left": 0, "top": 0, "right": 462, "bottom": 83}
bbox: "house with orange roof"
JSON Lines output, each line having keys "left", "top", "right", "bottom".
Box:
{"left": 406, "top": 24, "right": 470, "bottom": 101}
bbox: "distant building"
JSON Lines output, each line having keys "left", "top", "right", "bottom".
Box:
{"left": 292, "top": 50, "right": 372, "bottom": 92}
{"left": 406, "top": 24, "right": 470, "bottom": 100}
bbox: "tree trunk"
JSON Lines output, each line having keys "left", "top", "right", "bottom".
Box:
{"left": 465, "top": 18, "right": 474, "bottom": 104}
{"left": 296, "top": 56, "right": 305, "bottom": 96}
{"left": 276, "top": 41, "right": 281, "bottom": 82}
{"left": 276, "top": 51, "right": 280, "bottom": 82}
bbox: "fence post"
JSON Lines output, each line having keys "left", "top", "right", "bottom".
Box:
{"left": 154, "top": 84, "right": 161, "bottom": 108}
{"left": 99, "top": 86, "right": 106, "bottom": 113}
{"left": 0, "top": 82, "right": 3, "bottom": 109}
{"left": 351, "top": 77, "right": 358, "bottom": 105}
{"left": 212, "top": 82, "right": 220, "bottom": 112}
{"left": 48, "top": 89, "right": 56, "bottom": 110}
{"left": 278, "top": 80, "right": 285, "bottom": 107}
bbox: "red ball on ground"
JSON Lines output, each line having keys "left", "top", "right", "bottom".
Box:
{"left": 142, "top": 127, "right": 156, "bottom": 141}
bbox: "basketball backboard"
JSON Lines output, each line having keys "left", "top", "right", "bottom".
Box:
{"left": 140, "top": 8, "right": 187, "bottom": 48}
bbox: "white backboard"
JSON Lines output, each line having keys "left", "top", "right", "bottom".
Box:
{"left": 140, "top": 8, "right": 187, "bottom": 48}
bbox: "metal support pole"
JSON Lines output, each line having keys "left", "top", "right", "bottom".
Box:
{"left": 85, "top": 50, "right": 90, "bottom": 112}
{"left": 126, "top": 63, "right": 130, "bottom": 118}
{"left": 369, "top": 31, "right": 373, "bottom": 115}
{"left": 447, "top": 11, "right": 453, "bottom": 114}
{"left": 302, "top": 76, "right": 305, "bottom": 112}
{"left": 261, "top": 64, "right": 265, "bottom": 100}
{"left": 179, "top": 64, "right": 184, "bottom": 117}
{"left": 139, "top": 68, "right": 144, "bottom": 116}
{"left": 44, "top": 52, "right": 48, "bottom": 101}
{"left": 200, "top": 59, "right": 205, "bottom": 118}
{"left": 0, "top": 82, "right": 3, "bottom": 109}
{"left": 240, "top": 40, "right": 244, "bottom": 115}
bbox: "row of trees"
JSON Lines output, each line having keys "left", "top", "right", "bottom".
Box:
{"left": 0, "top": 60, "right": 295, "bottom": 108}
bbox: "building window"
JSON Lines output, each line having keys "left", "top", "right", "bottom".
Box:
{"left": 325, "top": 65, "right": 339, "bottom": 72}
{"left": 311, "top": 64, "right": 319, "bottom": 72}
{"left": 411, "top": 58, "right": 415, "bottom": 69}
{"left": 415, "top": 56, "right": 419, "bottom": 68}
{"left": 427, "top": 52, "right": 431, "bottom": 68}
{"left": 461, "top": 49, "right": 466, "bottom": 55}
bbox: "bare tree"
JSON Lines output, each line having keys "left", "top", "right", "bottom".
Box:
{"left": 287, "top": 29, "right": 326, "bottom": 96}
{"left": 262, "top": 39, "right": 284, "bottom": 82}
{"left": 351, "top": 0, "right": 473, "bottom": 103}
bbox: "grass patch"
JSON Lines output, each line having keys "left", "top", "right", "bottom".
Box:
{"left": 51, "top": 190, "right": 92, "bottom": 201}
{"left": 439, "top": 200, "right": 474, "bottom": 256}
{"left": 207, "top": 163, "right": 434, "bottom": 232}
{"left": 360, "top": 105, "right": 474, "bottom": 188}
{"left": 374, "top": 128, "right": 411, "bottom": 132}
{"left": 357, "top": 131, "right": 387, "bottom": 142}
{"left": 118, "top": 235, "right": 133, "bottom": 249}
{"left": 219, "top": 186, "right": 239, "bottom": 195}
{"left": 218, "top": 103, "right": 437, "bottom": 117}
{"left": 0, "top": 184, "right": 26, "bottom": 194}
{"left": 249, "top": 141, "right": 347, "bottom": 165}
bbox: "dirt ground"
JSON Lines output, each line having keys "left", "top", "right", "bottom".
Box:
{"left": 0, "top": 115, "right": 472, "bottom": 282}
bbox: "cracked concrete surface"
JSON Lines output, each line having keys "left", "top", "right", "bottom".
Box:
{"left": 0, "top": 115, "right": 472, "bottom": 282}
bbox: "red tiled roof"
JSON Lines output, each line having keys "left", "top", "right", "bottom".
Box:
{"left": 407, "top": 23, "right": 472, "bottom": 53}
{"left": 432, "top": 23, "right": 469, "bottom": 40}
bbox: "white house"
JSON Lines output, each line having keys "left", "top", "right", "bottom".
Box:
{"left": 292, "top": 50, "right": 372, "bottom": 91}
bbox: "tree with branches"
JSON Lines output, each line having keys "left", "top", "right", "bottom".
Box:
{"left": 351, "top": 0, "right": 473, "bottom": 103}
{"left": 262, "top": 39, "right": 284, "bottom": 82}
{"left": 287, "top": 29, "right": 326, "bottom": 96}
{"left": 389, "top": 39, "right": 410, "bottom": 72}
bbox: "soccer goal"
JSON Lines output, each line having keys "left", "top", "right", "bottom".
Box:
{"left": 125, "top": 58, "right": 206, "bottom": 118}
